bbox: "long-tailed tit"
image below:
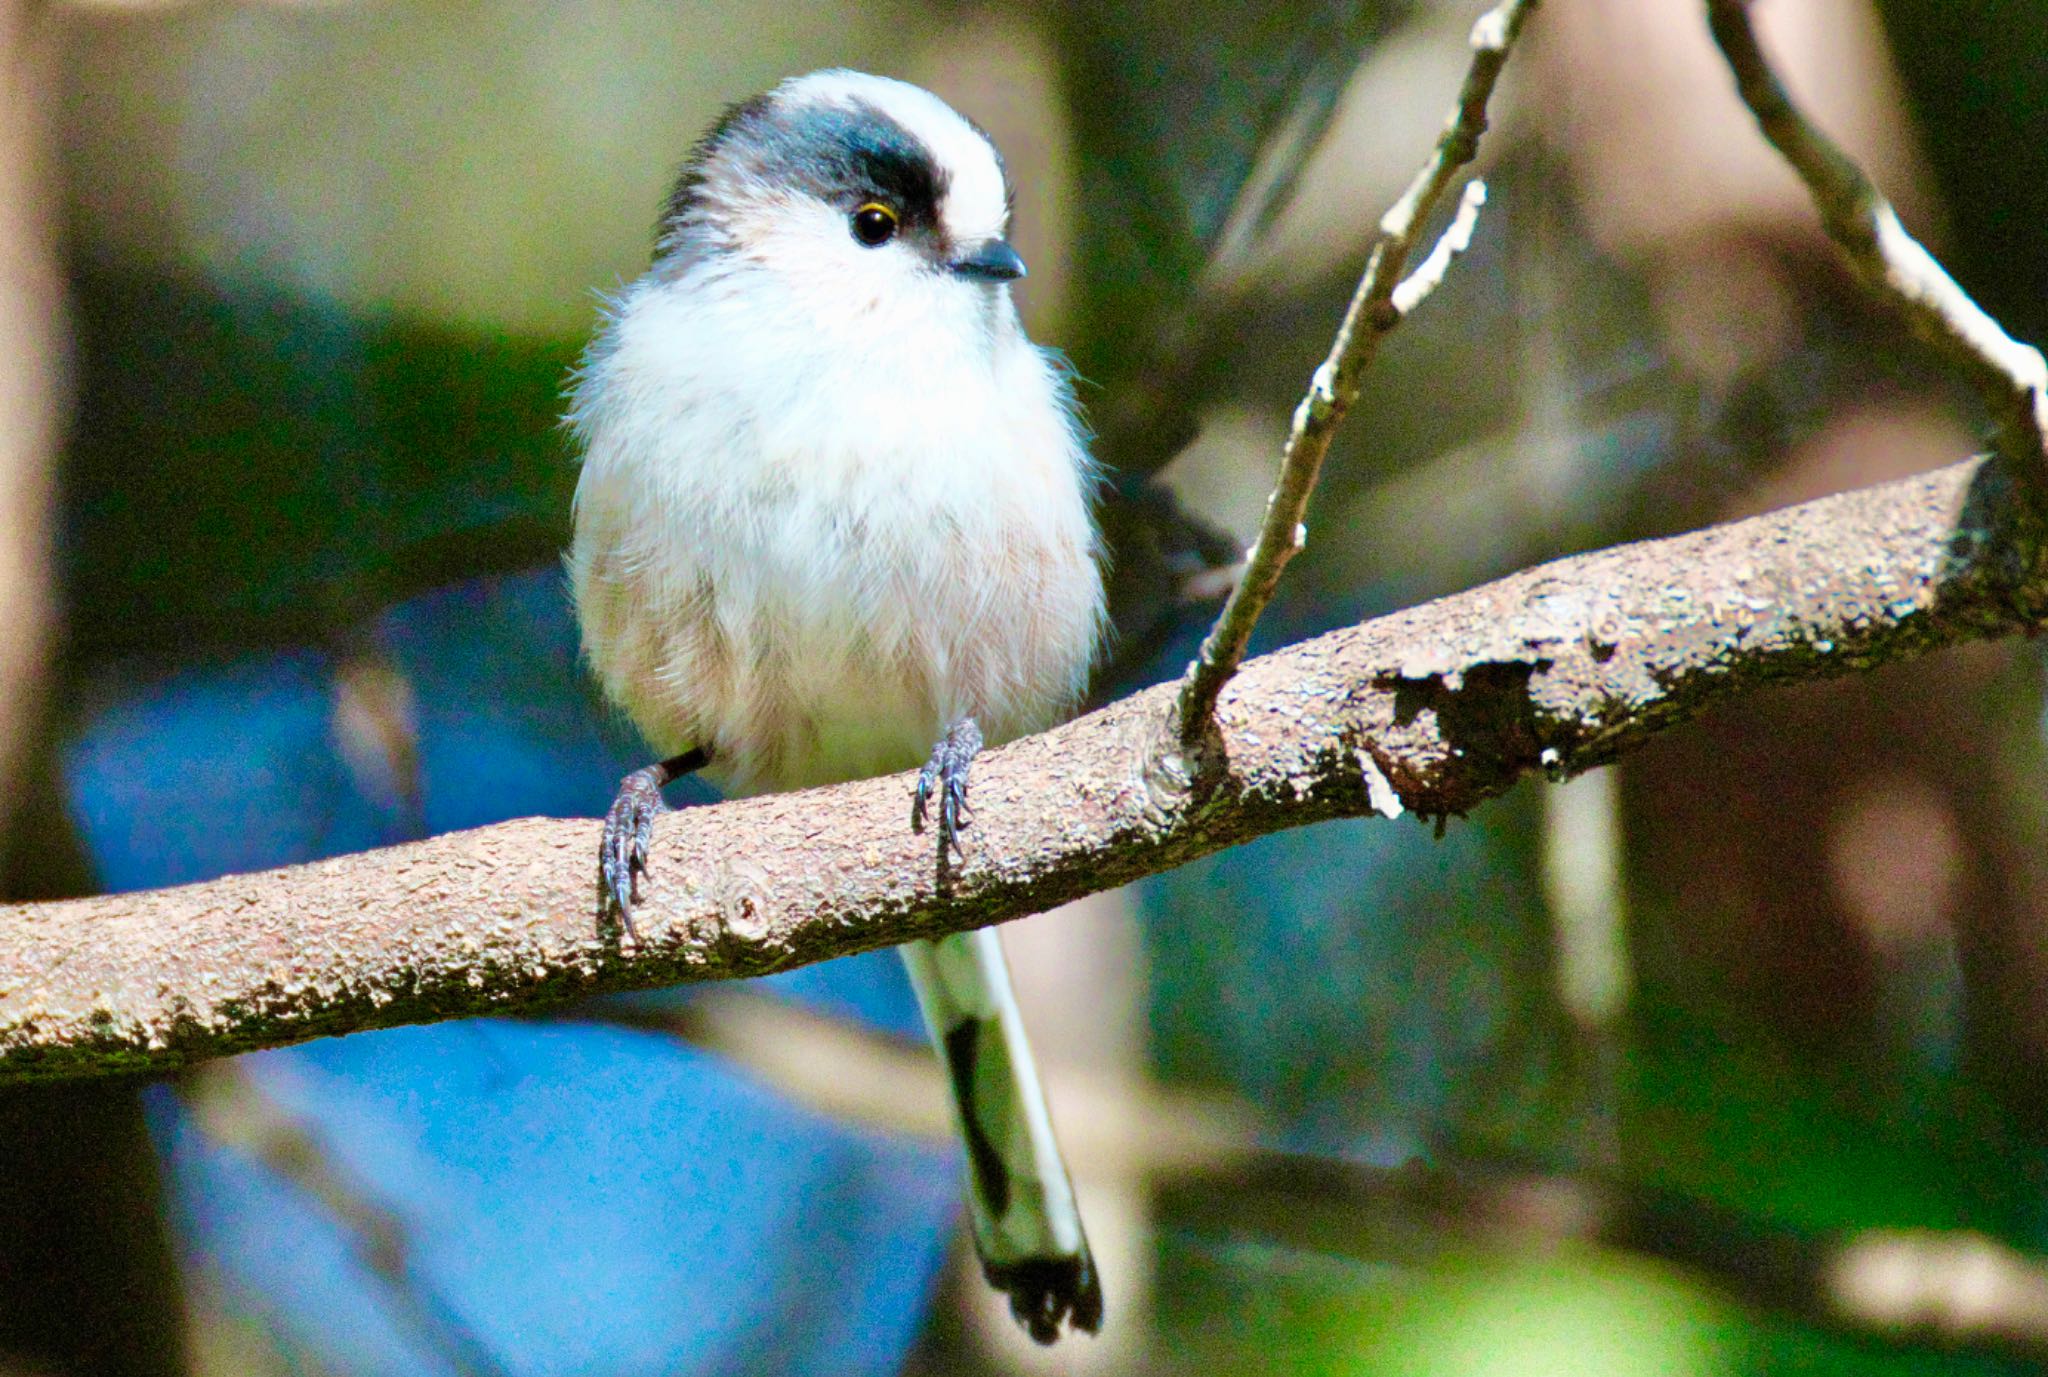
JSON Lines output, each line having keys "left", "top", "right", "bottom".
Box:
{"left": 567, "top": 70, "right": 1106, "bottom": 1343}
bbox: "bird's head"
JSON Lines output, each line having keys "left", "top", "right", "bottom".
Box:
{"left": 656, "top": 70, "right": 1025, "bottom": 335}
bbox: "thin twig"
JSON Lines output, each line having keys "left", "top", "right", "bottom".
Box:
{"left": 1705, "top": 0, "right": 2048, "bottom": 506}
{"left": 1173, "top": 0, "right": 1539, "bottom": 744}
{"left": 1391, "top": 179, "right": 1488, "bottom": 318}
{"left": 1181, "top": 1157, "right": 2048, "bottom": 1368}
{"left": 593, "top": 990, "right": 1258, "bottom": 1177}
{"left": 183, "top": 1062, "right": 516, "bottom": 1377}
{"left": 598, "top": 989, "right": 2048, "bottom": 1365}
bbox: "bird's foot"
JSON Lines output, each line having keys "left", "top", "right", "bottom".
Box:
{"left": 912, "top": 718, "right": 983, "bottom": 861}
{"left": 601, "top": 768, "right": 667, "bottom": 937}
{"left": 600, "top": 748, "right": 709, "bottom": 939}
{"left": 984, "top": 1254, "right": 1104, "bottom": 1345}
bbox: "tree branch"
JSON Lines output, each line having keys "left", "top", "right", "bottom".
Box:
{"left": 622, "top": 988, "right": 2048, "bottom": 1364}
{"left": 1, "top": 447, "right": 2042, "bottom": 1083}
{"left": 1185, "top": 1158, "right": 2048, "bottom": 1367}
{"left": 1172, "top": 0, "right": 1537, "bottom": 742}
{"left": 183, "top": 1062, "right": 514, "bottom": 1377}
{"left": 1705, "top": 0, "right": 2048, "bottom": 501}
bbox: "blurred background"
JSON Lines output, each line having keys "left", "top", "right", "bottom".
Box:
{"left": 3, "top": 0, "right": 2048, "bottom": 1372}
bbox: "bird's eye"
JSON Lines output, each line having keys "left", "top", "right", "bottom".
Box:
{"left": 851, "top": 202, "right": 899, "bottom": 247}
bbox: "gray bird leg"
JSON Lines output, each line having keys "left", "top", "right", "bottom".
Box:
{"left": 600, "top": 746, "right": 711, "bottom": 934}
{"left": 912, "top": 718, "right": 983, "bottom": 861}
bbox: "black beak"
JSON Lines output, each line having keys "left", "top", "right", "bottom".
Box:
{"left": 950, "top": 239, "right": 1027, "bottom": 283}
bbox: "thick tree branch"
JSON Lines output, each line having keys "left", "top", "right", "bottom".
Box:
{"left": 0, "top": 449, "right": 2042, "bottom": 1083}
{"left": 1173, "top": 0, "right": 1536, "bottom": 742}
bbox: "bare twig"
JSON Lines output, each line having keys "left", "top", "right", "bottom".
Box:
{"left": 1, "top": 448, "right": 2044, "bottom": 1082}
{"left": 596, "top": 990, "right": 1257, "bottom": 1177}
{"left": 1390, "top": 178, "right": 1488, "bottom": 318}
{"left": 183, "top": 1062, "right": 515, "bottom": 1377}
{"left": 1173, "top": 0, "right": 1538, "bottom": 744}
{"left": 1182, "top": 1155, "right": 2048, "bottom": 1368}
{"left": 1705, "top": 0, "right": 2048, "bottom": 502}
{"left": 1826, "top": 1230, "right": 2048, "bottom": 1359}
{"left": 612, "top": 989, "right": 2048, "bottom": 1364}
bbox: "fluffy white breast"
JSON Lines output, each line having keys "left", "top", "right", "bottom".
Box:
{"left": 569, "top": 256, "right": 1103, "bottom": 796}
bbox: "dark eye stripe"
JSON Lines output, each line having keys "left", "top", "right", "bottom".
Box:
{"left": 662, "top": 93, "right": 951, "bottom": 247}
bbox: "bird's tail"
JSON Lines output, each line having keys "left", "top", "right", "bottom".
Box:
{"left": 898, "top": 928, "right": 1102, "bottom": 1344}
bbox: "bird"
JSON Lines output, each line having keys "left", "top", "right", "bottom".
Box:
{"left": 565, "top": 70, "right": 1106, "bottom": 1343}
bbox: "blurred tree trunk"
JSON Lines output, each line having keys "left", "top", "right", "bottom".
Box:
{"left": 0, "top": 0, "right": 56, "bottom": 821}
{"left": 0, "top": 7, "right": 185, "bottom": 1375}
{"left": 1540, "top": 0, "right": 2048, "bottom": 1135}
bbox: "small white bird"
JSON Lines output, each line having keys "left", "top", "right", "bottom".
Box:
{"left": 567, "top": 70, "right": 1106, "bottom": 1342}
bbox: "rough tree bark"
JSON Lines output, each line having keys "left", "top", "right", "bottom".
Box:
{"left": 0, "top": 447, "right": 2038, "bottom": 1082}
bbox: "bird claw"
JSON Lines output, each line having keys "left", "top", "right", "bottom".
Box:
{"left": 912, "top": 718, "right": 984, "bottom": 862}
{"left": 601, "top": 765, "right": 670, "bottom": 938}
{"left": 985, "top": 1254, "right": 1104, "bottom": 1345}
